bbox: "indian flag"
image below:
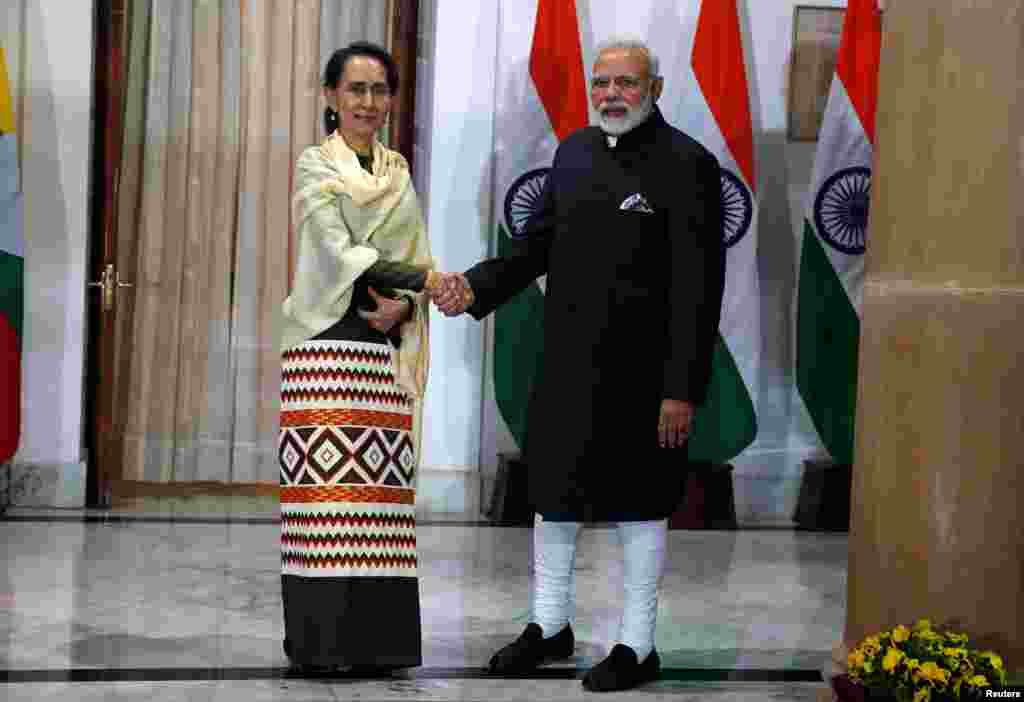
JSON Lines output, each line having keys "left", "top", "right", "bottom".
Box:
{"left": 795, "top": 0, "right": 881, "bottom": 466}
{"left": 672, "top": 0, "right": 759, "bottom": 464}
{"left": 489, "top": 0, "right": 588, "bottom": 448}
{"left": 0, "top": 46, "right": 23, "bottom": 464}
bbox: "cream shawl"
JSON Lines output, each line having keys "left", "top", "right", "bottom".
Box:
{"left": 282, "top": 133, "right": 434, "bottom": 400}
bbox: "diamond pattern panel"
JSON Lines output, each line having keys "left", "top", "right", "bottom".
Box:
{"left": 278, "top": 425, "right": 415, "bottom": 488}
{"left": 278, "top": 430, "right": 306, "bottom": 485}
{"left": 306, "top": 429, "right": 354, "bottom": 484}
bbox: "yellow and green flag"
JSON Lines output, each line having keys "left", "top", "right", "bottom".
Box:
{"left": 0, "top": 46, "right": 23, "bottom": 464}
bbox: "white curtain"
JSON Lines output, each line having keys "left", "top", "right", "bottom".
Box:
{"left": 113, "top": 0, "right": 390, "bottom": 486}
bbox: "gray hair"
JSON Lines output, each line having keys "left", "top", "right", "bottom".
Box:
{"left": 594, "top": 37, "right": 660, "bottom": 78}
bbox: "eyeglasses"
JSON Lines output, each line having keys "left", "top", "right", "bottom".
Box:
{"left": 343, "top": 82, "right": 392, "bottom": 99}
{"left": 590, "top": 74, "right": 648, "bottom": 91}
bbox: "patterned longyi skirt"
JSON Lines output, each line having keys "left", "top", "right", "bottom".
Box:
{"left": 278, "top": 337, "right": 421, "bottom": 668}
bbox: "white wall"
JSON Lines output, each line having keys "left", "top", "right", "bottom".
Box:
{"left": 745, "top": 0, "right": 847, "bottom": 523}
{"left": 418, "top": 0, "right": 847, "bottom": 523}
{"left": 416, "top": 0, "right": 497, "bottom": 481}
{"left": 5, "top": 1, "right": 849, "bottom": 521}
{"left": 2, "top": 1, "right": 93, "bottom": 506}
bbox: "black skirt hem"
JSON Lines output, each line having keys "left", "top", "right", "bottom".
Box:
{"left": 282, "top": 574, "right": 421, "bottom": 667}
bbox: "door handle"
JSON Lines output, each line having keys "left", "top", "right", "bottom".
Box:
{"left": 87, "top": 263, "right": 133, "bottom": 312}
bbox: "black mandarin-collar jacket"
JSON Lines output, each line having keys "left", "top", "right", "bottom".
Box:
{"left": 464, "top": 106, "right": 725, "bottom": 521}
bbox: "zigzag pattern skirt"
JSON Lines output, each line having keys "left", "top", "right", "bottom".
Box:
{"left": 278, "top": 336, "right": 421, "bottom": 668}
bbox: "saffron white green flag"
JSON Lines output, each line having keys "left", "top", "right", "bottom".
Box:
{"left": 484, "top": 0, "right": 589, "bottom": 454}
{"left": 665, "top": 0, "right": 759, "bottom": 463}
{"left": 485, "top": 0, "right": 760, "bottom": 466}
{"left": 796, "top": 0, "right": 881, "bottom": 466}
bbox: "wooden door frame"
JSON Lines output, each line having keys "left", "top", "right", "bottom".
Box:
{"left": 85, "top": 0, "right": 127, "bottom": 508}
{"left": 85, "top": 1, "right": 421, "bottom": 506}
{"left": 387, "top": 0, "right": 419, "bottom": 170}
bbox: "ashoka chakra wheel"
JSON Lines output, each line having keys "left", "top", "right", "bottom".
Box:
{"left": 721, "top": 168, "right": 753, "bottom": 248}
{"left": 503, "top": 168, "right": 550, "bottom": 239}
{"left": 813, "top": 166, "right": 871, "bottom": 255}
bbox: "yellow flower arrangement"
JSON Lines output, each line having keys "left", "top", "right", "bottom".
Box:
{"left": 884, "top": 647, "right": 905, "bottom": 672}
{"left": 843, "top": 619, "right": 1007, "bottom": 701}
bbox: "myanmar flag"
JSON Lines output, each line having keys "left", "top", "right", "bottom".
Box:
{"left": 490, "top": 0, "right": 588, "bottom": 448}
{"left": 796, "top": 0, "right": 881, "bottom": 466}
{"left": 0, "top": 46, "right": 23, "bottom": 464}
{"left": 672, "top": 0, "right": 759, "bottom": 464}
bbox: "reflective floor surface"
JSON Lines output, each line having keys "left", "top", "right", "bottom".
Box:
{"left": 1, "top": 508, "right": 846, "bottom": 701}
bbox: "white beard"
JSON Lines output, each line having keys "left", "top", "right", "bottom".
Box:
{"left": 597, "top": 90, "right": 655, "bottom": 136}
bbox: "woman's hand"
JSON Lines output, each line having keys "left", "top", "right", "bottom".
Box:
{"left": 358, "top": 287, "right": 411, "bottom": 334}
{"left": 427, "top": 272, "right": 475, "bottom": 316}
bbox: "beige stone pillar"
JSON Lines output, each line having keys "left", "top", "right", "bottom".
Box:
{"left": 846, "top": 0, "right": 1024, "bottom": 673}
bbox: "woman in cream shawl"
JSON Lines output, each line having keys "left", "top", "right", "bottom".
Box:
{"left": 278, "top": 41, "right": 443, "bottom": 672}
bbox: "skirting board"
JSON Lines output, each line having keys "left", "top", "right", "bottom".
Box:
{"left": 475, "top": 465, "right": 806, "bottom": 527}
{"left": 0, "top": 465, "right": 807, "bottom": 525}
{"left": 0, "top": 466, "right": 479, "bottom": 517}
{"left": 1, "top": 460, "right": 86, "bottom": 508}
{"left": 416, "top": 466, "right": 481, "bottom": 517}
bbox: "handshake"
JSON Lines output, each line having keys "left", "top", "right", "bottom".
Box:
{"left": 424, "top": 271, "right": 475, "bottom": 317}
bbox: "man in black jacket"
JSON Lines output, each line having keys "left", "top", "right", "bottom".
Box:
{"left": 433, "top": 37, "right": 725, "bottom": 692}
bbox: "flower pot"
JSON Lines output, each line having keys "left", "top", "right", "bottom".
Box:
{"left": 831, "top": 675, "right": 974, "bottom": 702}
{"left": 832, "top": 675, "right": 892, "bottom": 701}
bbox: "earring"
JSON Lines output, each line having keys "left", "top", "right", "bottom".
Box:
{"left": 323, "top": 107, "right": 338, "bottom": 135}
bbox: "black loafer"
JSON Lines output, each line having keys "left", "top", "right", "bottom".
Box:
{"left": 487, "top": 622, "right": 575, "bottom": 674}
{"left": 581, "top": 644, "right": 660, "bottom": 692}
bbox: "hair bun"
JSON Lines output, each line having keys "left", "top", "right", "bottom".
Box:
{"left": 323, "top": 107, "right": 338, "bottom": 136}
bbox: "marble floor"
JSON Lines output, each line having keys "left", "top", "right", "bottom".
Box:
{"left": 0, "top": 508, "right": 847, "bottom": 701}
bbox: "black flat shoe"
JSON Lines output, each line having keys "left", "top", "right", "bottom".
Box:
{"left": 345, "top": 664, "right": 406, "bottom": 675}
{"left": 288, "top": 662, "right": 338, "bottom": 675}
{"left": 581, "top": 644, "right": 660, "bottom": 692}
{"left": 487, "top": 622, "right": 575, "bottom": 674}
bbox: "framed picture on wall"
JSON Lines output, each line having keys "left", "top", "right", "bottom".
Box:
{"left": 788, "top": 5, "right": 845, "bottom": 141}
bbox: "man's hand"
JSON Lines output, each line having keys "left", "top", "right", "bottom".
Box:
{"left": 358, "top": 287, "right": 411, "bottom": 334}
{"left": 658, "top": 399, "right": 694, "bottom": 449}
{"left": 427, "top": 272, "right": 475, "bottom": 317}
